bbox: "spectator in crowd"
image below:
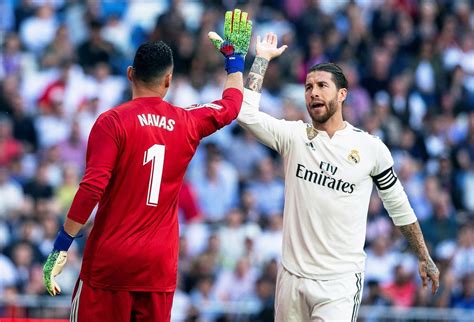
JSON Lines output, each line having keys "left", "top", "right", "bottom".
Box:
{"left": 214, "top": 256, "right": 258, "bottom": 303}
{"left": 42, "top": 25, "right": 75, "bottom": 69}
{"left": 23, "top": 162, "right": 54, "bottom": 201}
{"left": 218, "top": 208, "right": 260, "bottom": 269}
{"left": 381, "top": 261, "right": 418, "bottom": 308}
{"left": 190, "top": 275, "right": 223, "bottom": 321}
{"left": 421, "top": 191, "right": 458, "bottom": 250}
{"left": 35, "top": 97, "right": 70, "bottom": 150}
{"left": 19, "top": 5, "right": 58, "bottom": 55}
{"left": 1, "top": 33, "right": 26, "bottom": 78}
{"left": 249, "top": 276, "right": 275, "bottom": 322}
{"left": 55, "top": 164, "right": 80, "bottom": 214}
{"left": 226, "top": 128, "right": 270, "bottom": 180}
{"left": 9, "top": 242, "right": 38, "bottom": 293}
{"left": 192, "top": 148, "right": 239, "bottom": 223}
{"left": 0, "top": 115, "right": 22, "bottom": 167}
{"left": 77, "top": 20, "right": 118, "bottom": 74}
{"left": 245, "top": 157, "right": 284, "bottom": 218}
{"left": 365, "top": 235, "right": 400, "bottom": 285}
{"left": 0, "top": 253, "right": 17, "bottom": 296}
{"left": 10, "top": 94, "right": 38, "bottom": 153}
{"left": 0, "top": 167, "right": 24, "bottom": 220}
{"left": 254, "top": 213, "right": 283, "bottom": 264}
{"left": 57, "top": 121, "right": 86, "bottom": 172}
{"left": 451, "top": 223, "right": 474, "bottom": 279}
{"left": 451, "top": 273, "right": 474, "bottom": 309}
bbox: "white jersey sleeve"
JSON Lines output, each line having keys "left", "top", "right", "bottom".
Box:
{"left": 371, "top": 138, "right": 417, "bottom": 226}
{"left": 237, "top": 89, "right": 295, "bottom": 155}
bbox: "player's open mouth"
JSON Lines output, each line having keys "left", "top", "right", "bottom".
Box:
{"left": 311, "top": 102, "right": 325, "bottom": 109}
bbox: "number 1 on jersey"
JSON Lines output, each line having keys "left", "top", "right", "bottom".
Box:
{"left": 143, "top": 144, "right": 165, "bottom": 206}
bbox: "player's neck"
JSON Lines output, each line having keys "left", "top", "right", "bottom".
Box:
{"left": 313, "top": 117, "right": 346, "bottom": 138}
{"left": 132, "top": 85, "right": 167, "bottom": 99}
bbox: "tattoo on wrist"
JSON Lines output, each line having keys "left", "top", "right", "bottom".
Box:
{"left": 245, "top": 57, "right": 269, "bottom": 93}
{"left": 399, "top": 221, "right": 429, "bottom": 261}
{"left": 249, "top": 57, "right": 269, "bottom": 76}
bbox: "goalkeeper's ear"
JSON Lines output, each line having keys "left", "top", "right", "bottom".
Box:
{"left": 164, "top": 72, "right": 173, "bottom": 89}
{"left": 127, "top": 66, "right": 134, "bottom": 82}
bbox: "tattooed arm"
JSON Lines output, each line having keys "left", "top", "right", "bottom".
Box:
{"left": 245, "top": 57, "right": 269, "bottom": 93}
{"left": 399, "top": 221, "right": 440, "bottom": 294}
{"left": 236, "top": 32, "right": 292, "bottom": 153}
{"left": 245, "top": 33, "right": 286, "bottom": 93}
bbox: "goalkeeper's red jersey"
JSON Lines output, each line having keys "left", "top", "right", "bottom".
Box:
{"left": 67, "top": 88, "right": 243, "bottom": 291}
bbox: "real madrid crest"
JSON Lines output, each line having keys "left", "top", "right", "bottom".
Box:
{"left": 306, "top": 126, "right": 318, "bottom": 140}
{"left": 348, "top": 149, "right": 360, "bottom": 164}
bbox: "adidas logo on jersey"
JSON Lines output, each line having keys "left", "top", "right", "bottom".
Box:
{"left": 305, "top": 142, "right": 316, "bottom": 151}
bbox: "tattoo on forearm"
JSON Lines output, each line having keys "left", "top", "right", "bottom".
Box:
{"left": 249, "top": 57, "right": 269, "bottom": 76}
{"left": 245, "top": 57, "right": 269, "bottom": 93}
{"left": 399, "top": 221, "right": 429, "bottom": 260}
{"left": 400, "top": 221, "right": 439, "bottom": 291}
{"left": 245, "top": 74, "right": 264, "bottom": 92}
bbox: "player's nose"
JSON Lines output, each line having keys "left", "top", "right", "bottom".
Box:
{"left": 310, "top": 88, "right": 321, "bottom": 98}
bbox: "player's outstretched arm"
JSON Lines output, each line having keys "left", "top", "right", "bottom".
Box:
{"left": 43, "top": 218, "right": 83, "bottom": 296}
{"left": 236, "top": 33, "right": 292, "bottom": 154}
{"left": 245, "top": 33, "right": 287, "bottom": 93}
{"left": 399, "top": 221, "right": 440, "bottom": 294}
{"left": 208, "top": 8, "right": 252, "bottom": 94}
{"left": 186, "top": 9, "right": 251, "bottom": 139}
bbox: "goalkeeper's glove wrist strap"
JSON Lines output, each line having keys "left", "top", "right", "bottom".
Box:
{"left": 53, "top": 227, "right": 75, "bottom": 251}
{"left": 225, "top": 55, "right": 244, "bottom": 74}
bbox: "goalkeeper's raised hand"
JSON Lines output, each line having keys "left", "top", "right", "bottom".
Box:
{"left": 208, "top": 9, "right": 252, "bottom": 74}
{"left": 43, "top": 227, "right": 75, "bottom": 296}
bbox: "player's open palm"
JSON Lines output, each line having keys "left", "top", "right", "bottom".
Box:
{"left": 256, "top": 32, "right": 287, "bottom": 61}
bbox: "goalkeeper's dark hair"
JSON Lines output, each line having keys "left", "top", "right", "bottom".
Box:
{"left": 132, "top": 41, "right": 173, "bottom": 83}
{"left": 308, "top": 63, "right": 348, "bottom": 90}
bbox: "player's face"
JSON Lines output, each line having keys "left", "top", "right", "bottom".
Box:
{"left": 304, "top": 71, "right": 341, "bottom": 124}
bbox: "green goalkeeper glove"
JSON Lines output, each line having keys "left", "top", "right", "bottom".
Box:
{"left": 43, "top": 250, "right": 67, "bottom": 296}
{"left": 208, "top": 9, "right": 252, "bottom": 74}
{"left": 43, "top": 227, "right": 75, "bottom": 296}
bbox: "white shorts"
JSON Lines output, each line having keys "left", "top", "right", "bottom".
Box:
{"left": 275, "top": 267, "right": 364, "bottom": 322}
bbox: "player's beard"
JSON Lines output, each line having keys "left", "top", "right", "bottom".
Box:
{"left": 309, "top": 96, "right": 338, "bottom": 124}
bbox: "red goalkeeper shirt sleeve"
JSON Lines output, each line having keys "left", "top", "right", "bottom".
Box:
{"left": 67, "top": 112, "right": 124, "bottom": 224}
{"left": 185, "top": 88, "right": 243, "bottom": 139}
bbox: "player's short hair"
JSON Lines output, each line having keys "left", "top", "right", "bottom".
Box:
{"left": 308, "top": 63, "right": 348, "bottom": 90}
{"left": 132, "top": 41, "right": 173, "bottom": 83}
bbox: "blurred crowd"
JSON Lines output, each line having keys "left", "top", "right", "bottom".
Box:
{"left": 0, "top": 0, "right": 473, "bottom": 321}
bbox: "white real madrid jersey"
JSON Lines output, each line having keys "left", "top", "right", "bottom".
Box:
{"left": 238, "top": 89, "right": 417, "bottom": 280}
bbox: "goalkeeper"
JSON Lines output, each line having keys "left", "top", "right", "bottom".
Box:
{"left": 43, "top": 9, "right": 251, "bottom": 322}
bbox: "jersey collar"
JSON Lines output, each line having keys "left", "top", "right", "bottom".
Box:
{"left": 306, "top": 121, "right": 354, "bottom": 140}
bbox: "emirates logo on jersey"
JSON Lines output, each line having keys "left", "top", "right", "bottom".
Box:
{"left": 348, "top": 149, "right": 360, "bottom": 164}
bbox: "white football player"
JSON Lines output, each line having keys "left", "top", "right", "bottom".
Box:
{"left": 238, "top": 33, "right": 439, "bottom": 322}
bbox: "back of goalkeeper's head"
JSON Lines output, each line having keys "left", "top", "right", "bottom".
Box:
{"left": 128, "top": 41, "right": 174, "bottom": 97}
